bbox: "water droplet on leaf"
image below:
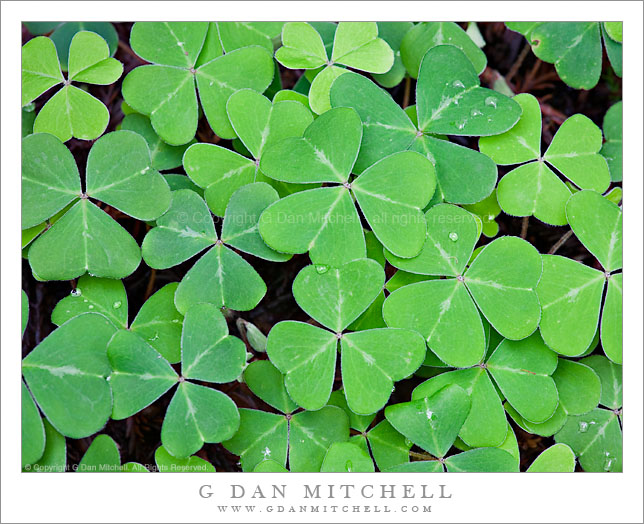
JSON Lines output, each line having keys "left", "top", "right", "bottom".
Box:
{"left": 112, "top": 301, "right": 122, "bottom": 309}
{"left": 315, "top": 265, "right": 329, "bottom": 274}
{"left": 449, "top": 232, "right": 459, "bottom": 242}
{"left": 71, "top": 288, "right": 82, "bottom": 297}
{"left": 470, "top": 108, "right": 483, "bottom": 117}
{"left": 485, "top": 96, "right": 498, "bottom": 108}
{"left": 88, "top": 304, "right": 94, "bottom": 309}
{"left": 452, "top": 80, "right": 465, "bottom": 88}
{"left": 404, "top": 438, "right": 413, "bottom": 448}
{"left": 172, "top": 319, "right": 180, "bottom": 323}
{"left": 578, "top": 421, "right": 589, "bottom": 433}
{"left": 345, "top": 460, "right": 353, "bottom": 472}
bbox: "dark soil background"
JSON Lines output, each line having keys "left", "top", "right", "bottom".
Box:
{"left": 21, "top": 22, "right": 622, "bottom": 472}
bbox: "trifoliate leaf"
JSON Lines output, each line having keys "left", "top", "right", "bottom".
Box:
{"left": 320, "top": 442, "right": 375, "bottom": 472}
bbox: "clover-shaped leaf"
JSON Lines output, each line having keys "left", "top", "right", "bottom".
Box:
{"left": 53, "top": 277, "right": 183, "bottom": 363}
{"left": 386, "top": 384, "right": 471, "bottom": 458}
{"left": 22, "top": 32, "right": 123, "bottom": 141}
{"left": 480, "top": 94, "right": 610, "bottom": 225}
{"left": 23, "top": 131, "right": 171, "bottom": 280}
{"left": 600, "top": 101, "right": 622, "bottom": 182}
{"left": 330, "top": 47, "right": 518, "bottom": 203}
{"left": 224, "top": 360, "right": 350, "bottom": 471}
{"left": 47, "top": 22, "right": 119, "bottom": 71}
{"left": 384, "top": 205, "right": 542, "bottom": 367}
{"left": 123, "top": 22, "right": 274, "bottom": 145}
{"left": 22, "top": 381, "right": 45, "bottom": 468}
{"left": 371, "top": 22, "right": 413, "bottom": 88}
{"left": 259, "top": 108, "right": 436, "bottom": 263}
{"left": 400, "top": 22, "right": 487, "bottom": 78}
{"left": 275, "top": 22, "right": 394, "bottom": 114}
{"left": 526, "top": 443, "right": 576, "bottom": 472}
{"left": 554, "top": 407, "right": 622, "bottom": 472}
{"left": 266, "top": 259, "right": 426, "bottom": 413}
{"left": 413, "top": 333, "right": 559, "bottom": 447}
{"left": 142, "top": 187, "right": 282, "bottom": 313}
{"left": 21, "top": 313, "right": 116, "bottom": 438}
{"left": 538, "top": 191, "right": 622, "bottom": 362}
{"left": 320, "top": 442, "right": 375, "bottom": 472}
{"left": 552, "top": 359, "right": 601, "bottom": 416}
{"left": 183, "top": 89, "right": 313, "bottom": 215}
{"left": 581, "top": 355, "right": 622, "bottom": 411}
{"left": 77, "top": 434, "right": 121, "bottom": 472}
{"left": 108, "top": 303, "right": 243, "bottom": 458}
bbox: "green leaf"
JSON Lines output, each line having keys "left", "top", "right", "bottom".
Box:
{"left": 385, "top": 384, "right": 471, "bottom": 458}
{"left": 352, "top": 151, "right": 435, "bottom": 258}
{"left": 372, "top": 22, "right": 413, "bottom": 88}
{"left": 121, "top": 114, "right": 194, "bottom": 171}
{"left": 401, "top": 22, "right": 487, "bottom": 77}
{"left": 52, "top": 275, "right": 128, "bottom": 329}
{"left": 22, "top": 381, "right": 45, "bottom": 467}
{"left": 21, "top": 36, "right": 63, "bottom": 106}
{"left": 386, "top": 204, "right": 478, "bottom": 276}
{"left": 49, "top": 22, "right": 118, "bottom": 71}
{"left": 328, "top": 389, "right": 375, "bottom": 432}
{"left": 530, "top": 23, "right": 602, "bottom": 90}
{"left": 383, "top": 278, "right": 486, "bottom": 368}
{"left": 22, "top": 313, "right": 116, "bottom": 438}
{"left": 130, "top": 283, "right": 183, "bottom": 363}
{"left": 181, "top": 303, "right": 246, "bottom": 383}
{"left": 341, "top": 328, "right": 426, "bottom": 414}
{"left": 366, "top": 420, "right": 412, "bottom": 470}
{"left": 320, "top": 442, "right": 375, "bottom": 472}
{"left": 244, "top": 360, "right": 298, "bottom": 414}
{"left": 27, "top": 420, "right": 66, "bottom": 472}
{"left": 174, "top": 244, "right": 266, "bottom": 314}
{"left": 292, "top": 258, "right": 385, "bottom": 332}
{"left": 162, "top": 381, "right": 240, "bottom": 458}
{"left": 464, "top": 236, "right": 542, "bottom": 340}
{"left": 130, "top": 22, "right": 208, "bottom": 67}
{"left": 555, "top": 408, "right": 622, "bottom": 472}
{"left": 28, "top": 199, "right": 141, "bottom": 281}
{"left": 253, "top": 460, "right": 289, "bottom": 472}
{"left": 505, "top": 401, "right": 567, "bottom": 438}
{"left": 216, "top": 22, "right": 283, "bottom": 54}
{"left": 289, "top": 406, "right": 349, "bottom": 471}
{"left": 142, "top": 189, "right": 217, "bottom": 269}
{"left": 85, "top": 131, "right": 171, "bottom": 221}
{"left": 444, "top": 447, "right": 518, "bottom": 472}
{"left": 78, "top": 434, "right": 120, "bottom": 472}
{"left": 386, "top": 461, "right": 444, "bottom": 472}
{"left": 22, "top": 290, "right": 29, "bottom": 337}
{"left": 163, "top": 174, "right": 203, "bottom": 195}
{"left": 331, "top": 22, "right": 393, "bottom": 73}
{"left": 543, "top": 114, "right": 610, "bottom": 192}
{"left": 155, "top": 445, "right": 216, "bottom": 472}
{"left": 602, "top": 25, "right": 622, "bottom": 77}
{"left": 601, "top": 273, "right": 622, "bottom": 364}
{"left": 413, "top": 368, "right": 507, "bottom": 448}
{"left": 600, "top": 101, "right": 622, "bottom": 182}
{"left": 266, "top": 321, "right": 337, "bottom": 411}
{"left": 223, "top": 409, "right": 289, "bottom": 471}
{"left": 183, "top": 143, "right": 256, "bottom": 216}
{"left": 221, "top": 183, "right": 292, "bottom": 262}
{"left": 463, "top": 190, "right": 501, "bottom": 238}
{"left": 581, "top": 355, "right": 622, "bottom": 409}
{"left": 537, "top": 255, "right": 605, "bottom": 356}
{"left": 67, "top": 31, "right": 122, "bottom": 84}
{"left": 603, "top": 22, "right": 622, "bottom": 42}
{"left": 275, "top": 22, "right": 328, "bottom": 69}
{"left": 527, "top": 443, "right": 576, "bottom": 472}
{"left": 486, "top": 334, "right": 559, "bottom": 423}
{"left": 415, "top": 46, "right": 521, "bottom": 136}
{"left": 552, "top": 359, "right": 601, "bottom": 415}
{"left": 566, "top": 190, "right": 622, "bottom": 272}
{"left": 107, "top": 329, "right": 178, "bottom": 419}
{"left": 22, "top": 133, "right": 80, "bottom": 229}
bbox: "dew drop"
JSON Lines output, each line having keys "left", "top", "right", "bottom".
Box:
{"left": 83, "top": 299, "right": 88, "bottom": 303}
{"left": 149, "top": 333, "right": 159, "bottom": 342}
{"left": 487, "top": 214, "right": 495, "bottom": 221}
{"left": 485, "top": 96, "right": 498, "bottom": 108}
{"left": 112, "top": 301, "right": 122, "bottom": 309}
{"left": 449, "top": 232, "right": 459, "bottom": 242}
{"left": 315, "top": 265, "right": 329, "bottom": 274}
{"left": 404, "top": 438, "right": 413, "bottom": 448}
{"left": 106, "top": 376, "right": 111, "bottom": 381}
{"left": 470, "top": 108, "right": 483, "bottom": 117}
{"left": 88, "top": 304, "right": 94, "bottom": 309}
{"left": 603, "top": 455, "right": 614, "bottom": 471}
{"left": 578, "top": 421, "right": 589, "bottom": 433}
{"left": 452, "top": 80, "right": 465, "bottom": 89}
{"left": 345, "top": 460, "right": 353, "bottom": 472}
{"left": 171, "top": 319, "right": 180, "bottom": 323}
{"left": 456, "top": 119, "right": 467, "bottom": 130}
{"left": 70, "top": 288, "right": 82, "bottom": 297}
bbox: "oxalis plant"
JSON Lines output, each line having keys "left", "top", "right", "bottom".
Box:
{"left": 21, "top": 21, "right": 623, "bottom": 473}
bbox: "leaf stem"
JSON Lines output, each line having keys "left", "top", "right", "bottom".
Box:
{"left": 144, "top": 268, "right": 156, "bottom": 300}
{"left": 409, "top": 450, "right": 436, "bottom": 461}
{"left": 402, "top": 76, "right": 411, "bottom": 108}
{"left": 548, "top": 229, "right": 574, "bottom": 255}
{"left": 506, "top": 42, "right": 531, "bottom": 84}
{"left": 520, "top": 216, "right": 529, "bottom": 239}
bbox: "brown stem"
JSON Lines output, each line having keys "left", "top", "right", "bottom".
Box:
{"left": 409, "top": 450, "right": 436, "bottom": 461}
{"left": 144, "top": 269, "right": 156, "bottom": 300}
{"left": 548, "top": 229, "right": 574, "bottom": 255}
{"left": 520, "top": 216, "right": 529, "bottom": 239}
{"left": 506, "top": 42, "right": 531, "bottom": 84}
{"left": 402, "top": 76, "right": 411, "bottom": 108}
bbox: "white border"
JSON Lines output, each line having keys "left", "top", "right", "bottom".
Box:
{"left": 2, "top": 2, "right": 642, "bottom": 523}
